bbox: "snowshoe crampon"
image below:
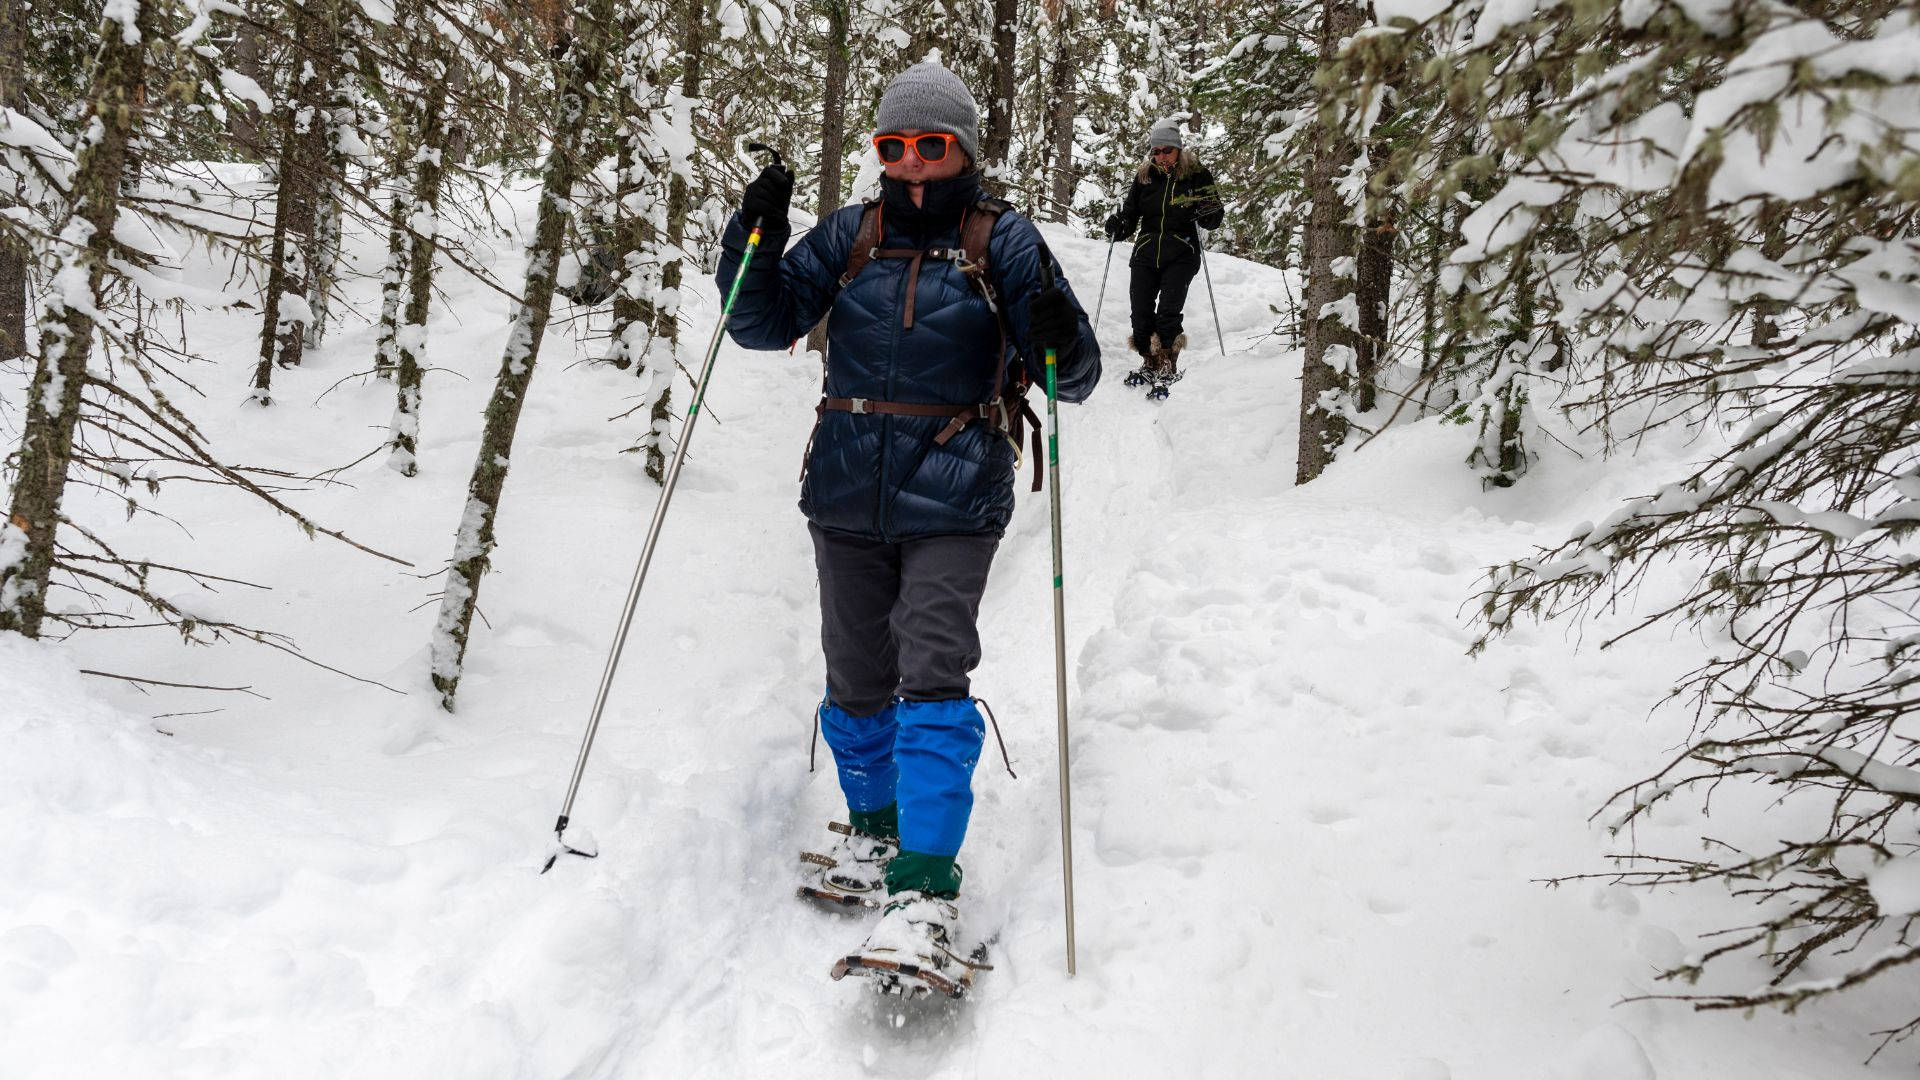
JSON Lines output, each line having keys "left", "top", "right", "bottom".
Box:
{"left": 831, "top": 939, "right": 991, "bottom": 1000}
{"left": 830, "top": 891, "right": 991, "bottom": 999}
{"left": 797, "top": 821, "right": 892, "bottom": 912}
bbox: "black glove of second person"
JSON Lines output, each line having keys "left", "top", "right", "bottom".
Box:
{"left": 741, "top": 164, "right": 793, "bottom": 229}
{"left": 1104, "top": 214, "right": 1129, "bottom": 242}
{"left": 1027, "top": 285, "right": 1078, "bottom": 358}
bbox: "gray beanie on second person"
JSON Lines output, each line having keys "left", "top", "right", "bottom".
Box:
{"left": 873, "top": 61, "right": 981, "bottom": 165}
{"left": 1145, "top": 118, "right": 1185, "bottom": 151}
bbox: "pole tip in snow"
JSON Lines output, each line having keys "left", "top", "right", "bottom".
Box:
{"left": 541, "top": 823, "right": 600, "bottom": 874}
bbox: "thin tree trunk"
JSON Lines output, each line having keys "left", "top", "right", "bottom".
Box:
{"left": 0, "top": 0, "right": 27, "bottom": 361}
{"left": 1752, "top": 203, "right": 1788, "bottom": 347}
{"left": 1472, "top": 238, "right": 1534, "bottom": 487}
{"left": 387, "top": 71, "right": 449, "bottom": 476}
{"left": 807, "top": 0, "right": 850, "bottom": 356}
{"left": 226, "top": 4, "right": 267, "bottom": 153}
{"left": 642, "top": 0, "right": 707, "bottom": 481}
{"left": 443, "top": 57, "right": 472, "bottom": 165}
{"left": 980, "top": 0, "right": 1017, "bottom": 194}
{"left": 1295, "top": 0, "right": 1364, "bottom": 486}
{"left": 1353, "top": 211, "right": 1389, "bottom": 415}
{"left": 1351, "top": 65, "right": 1402, "bottom": 417}
{"left": 430, "top": 0, "right": 612, "bottom": 710}
{"left": 373, "top": 189, "right": 408, "bottom": 379}
{"left": 1044, "top": 13, "right": 1076, "bottom": 223}
{"left": 304, "top": 171, "right": 342, "bottom": 351}
{"left": 252, "top": 0, "right": 341, "bottom": 399}
{"left": 0, "top": 5, "right": 154, "bottom": 635}
{"left": 0, "top": 214, "right": 22, "bottom": 362}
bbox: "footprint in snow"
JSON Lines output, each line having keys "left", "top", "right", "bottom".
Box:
{"left": 1304, "top": 804, "right": 1358, "bottom": 827}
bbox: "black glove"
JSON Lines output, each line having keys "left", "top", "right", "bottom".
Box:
{"left": 1104, "top": 213, "right": 1129, "bottom": 242}
{"left": 1027, "top": 285, "right": 1078, "bottom": 357}
{"left": 741, "top": 164, "right": 793, "bottom": 227}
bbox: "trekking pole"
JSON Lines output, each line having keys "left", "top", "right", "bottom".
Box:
{"left": 1038, "top": 254, "right": 1077, "bottom": 975}
{"left": 543, "top": 144, "right": 785, "bottom": 874}
{"left": 1198, "top": 229, "right": 1226, "bottom": 357}
{"left": 1092, "top": 240, "right": 1115, "bottom": 325}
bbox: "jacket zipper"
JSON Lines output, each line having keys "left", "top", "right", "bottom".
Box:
{"left": 875, "top": 240, "right": 907, "bottom": 542}
{"left": 1155, "top": 173, "right": 1171, "bottom": 268}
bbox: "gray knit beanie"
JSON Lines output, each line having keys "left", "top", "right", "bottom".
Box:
{"left": 873, "top": 61, "right": 981, "bottom": 165}
{"left": 1145, "top": 118, "right": 1185, "bottom": 151}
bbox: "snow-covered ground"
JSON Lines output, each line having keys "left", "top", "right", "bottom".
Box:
{"left": 3, "top": 183, "right": 1915, "bottom": 1078}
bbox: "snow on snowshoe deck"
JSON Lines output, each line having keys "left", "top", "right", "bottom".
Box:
{"left": 796, "top": 859, "right": 883, "bottom": 912}
{"left": 830, "top": 940, "right": 991, "bottom": 1000}
{"left": 796, "top": 822, "right": 888, "bottom": 912}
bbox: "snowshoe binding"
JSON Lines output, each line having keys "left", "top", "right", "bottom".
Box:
{"left": 798, "top": 821, "right": 894, "bottom": 912}
{"left": 830, "top": 890, "right": 991, "bottom": 999}
{"left": 1123, "top": 336, "right": 1156, "bottom": 387}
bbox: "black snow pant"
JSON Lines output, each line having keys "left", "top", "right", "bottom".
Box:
{"left": 809, "top": 523, "right": 1000, "bottom": 717}
{"left": 1128, "top": 258, "right": 1201, "bottom": 357}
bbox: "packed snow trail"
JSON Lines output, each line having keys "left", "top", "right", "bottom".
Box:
{"left": 1, "top": 182, "right": 1913, "bottom": 1078}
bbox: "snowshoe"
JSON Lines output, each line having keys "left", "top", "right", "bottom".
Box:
{"left": 1123, "top": 365, "right": 1154, "bottom": 388}
{"left": 1146, "top": 370, "right": 1183, "bottom": 401}
{"left": 830, "top": 891, "right": 991, "bottom": 999}
{"left": 798, "top": 821, "right": 894, "bottom": 912}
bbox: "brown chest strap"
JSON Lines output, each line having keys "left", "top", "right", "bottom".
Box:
{"left": 837, "top": 199, "right": 1006, "bottom": 347}
{"left": 806, "top": 197, "right": 1041, "bottom": 490}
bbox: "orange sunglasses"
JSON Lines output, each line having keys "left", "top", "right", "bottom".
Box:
{"left": 873, "top": 132, "right": 958, "bottom": 164}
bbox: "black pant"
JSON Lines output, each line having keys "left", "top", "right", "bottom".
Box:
{"left": 1129, "top": 259, "right": 1200, "bottom": 356}
{"left": 810, "top": 523, "right": 1000, "bottom": 717}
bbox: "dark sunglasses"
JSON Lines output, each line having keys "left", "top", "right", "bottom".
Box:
{"left": 874, "top": 132, "right": 958, "bottom": 164}
{"left": 1151, "top": 146, "right": 1180, "bottom": 156}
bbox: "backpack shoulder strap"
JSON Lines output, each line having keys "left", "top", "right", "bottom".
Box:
{"left": 837, "top": 199, "right": 884, "bottom": 289}
{"left": 959, "top": 197, "right": 1011, "bottom": 269}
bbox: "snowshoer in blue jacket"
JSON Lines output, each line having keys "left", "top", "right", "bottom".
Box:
{"left": 717, "top": 60, "right": 1099, "bottom": 989}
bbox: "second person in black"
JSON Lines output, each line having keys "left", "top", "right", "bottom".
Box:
{"left": 1104, "top": 117, "right": 1225, "bottom": 392}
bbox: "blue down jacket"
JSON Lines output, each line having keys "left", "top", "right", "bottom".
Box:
{"left": 716, "top": 173, "right": 1101, "bottom": 542}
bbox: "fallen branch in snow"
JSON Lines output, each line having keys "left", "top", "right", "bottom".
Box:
{"left": 77, "top": 669, "right": 268, "bottom": 698}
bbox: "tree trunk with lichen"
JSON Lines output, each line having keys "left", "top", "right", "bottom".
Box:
{"left": 373, "top": 188, "right": 408, "bottom": 379}
{"left": 386, "top": 69, "right": 449, "bottom": 477}
{"left": 1295, "top": 0, "right": 1365, "bottom": 486}
{"left": 0, "top": 5, "right": 154, "bottom": 635}
{"left": 429, "top": 0, "right": 611, "bottom": 710}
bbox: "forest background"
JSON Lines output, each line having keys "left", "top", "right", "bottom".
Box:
{"left": 5, "top": 0, "right": 1920, "bottom": 1067}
